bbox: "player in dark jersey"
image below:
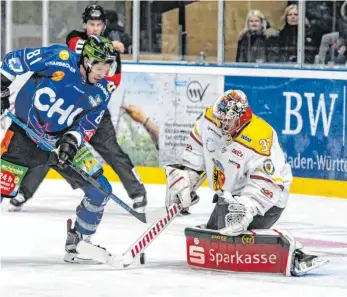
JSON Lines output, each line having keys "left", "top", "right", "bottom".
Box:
{"left": 9, "top": 4, "right": 147, "bottom": 213}
{"left": 1, "top": 36, "right": 122, "bottom": 262}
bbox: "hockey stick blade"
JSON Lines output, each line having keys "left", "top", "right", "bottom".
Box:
{"left": 76, "top": 241, "right": 124, "bottom": 269}
{"left": 76, "top": 203, "right": 183, "bottom": 269}
{"left": 118, "top": 173, "right": 208, "bottom": 267}
{"left": 85, "top": 174, "right": 207, "bottom": 269}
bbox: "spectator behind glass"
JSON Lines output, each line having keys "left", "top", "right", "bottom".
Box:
{"left": 277, "top": 5, "right": 299, "bottom": 62}
{"left": 319, "top": 1, "right": 347, "bottom": 66}
{"left": 236, "top": 10, "right": 271, "bottom": 63}
{"left": 104, "top": 10, "right": 132, "bottom": 54}
{"left": 267, "top": 5, "right": 315, "bottom": 64}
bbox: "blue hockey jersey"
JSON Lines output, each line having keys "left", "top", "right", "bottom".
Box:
{"left": 0, "top": 44, "right": 113, "bottom": 150}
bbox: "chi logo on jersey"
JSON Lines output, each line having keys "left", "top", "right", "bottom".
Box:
{"left": 59, "top": 50, "right": 69, "bottom": 60}
{"left": 33, "top": 87, "right": 83, "bottom": 126}
{"left": 51, "top": 71, "right": 65, "bottom": 81}
{"left": 263, "top": 159, "right": 275, "bottom": 175}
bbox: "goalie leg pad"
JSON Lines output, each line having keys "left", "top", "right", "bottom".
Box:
{"left": 75, "top": 175, "right": 112, "bottom": 235}
{"left": 185, "top": 227, "right": 328, "bottom": 276}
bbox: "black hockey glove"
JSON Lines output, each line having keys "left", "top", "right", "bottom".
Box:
{"left": 1, "top": 88, "right": 10, "bottom": 115}
{"left": 55, "top": 133, "right": 79, "bottom": 169}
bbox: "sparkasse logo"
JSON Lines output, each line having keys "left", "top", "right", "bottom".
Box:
{"left": 189, "top": 245, "right": 205, "bottom": 264}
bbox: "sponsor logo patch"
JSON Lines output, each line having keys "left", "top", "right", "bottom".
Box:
{"left": 231, "top": 148, "right": 244, "bottom": 159}
{"left": 212, "top": 158, "right": 225, "bottom": 191}
{"left": 241, "top": 134, "right": 251, "bottom": 142}
{"left": 211, "top": 235, "right": 227, "bottom": 241}
{"left": 51, "top": 71, "right": 65, "bottom": 81}
{"left": 208, "top": 126, "right": 222, "bottom": 139}
{"left": 228, "top": 159, "right": 241, "bottom": 169}
{"left": 206, "top": 138, "right": 216, "bottom": 152}
{"left": 59, "top": 50, "right": 69, "bottom": 60}
{"left": 46, "top": 61, "right": 76, "bottom": 73}
{"left": 261, "top": 188, "right": 274, "bottom": 199}
{"left": 241, "top": 235, "right": 255, "bottom": 244}
{"left": 88, "top": 96, "right": 98, "bottom": 107}
{"left": 185, "top": 144, "right": 193, "bottom": 152}
{"left": 263, "top": 158, "right": 275, "bottom": 175}
{"left": 83, "top": 129, "right": 95, "bottom": 142}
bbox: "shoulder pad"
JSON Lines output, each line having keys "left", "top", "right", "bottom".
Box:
{"left": 234, "top": 115, "right": 273, "bottom": 156}
{"left": 43, "top": 45, "right": 78, "bottom": 69}
{"left": 66, "top": 30, "right": 87, "bottom": 44}
{"left": 204, "top": 107, "right": 221, "bottom": 128}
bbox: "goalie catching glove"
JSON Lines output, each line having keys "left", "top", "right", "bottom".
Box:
{"left": 165, "top": 165, "right": 201, "bottom": 208}
{"left": 214, "top": 191, "right": 258, "bottom": 236}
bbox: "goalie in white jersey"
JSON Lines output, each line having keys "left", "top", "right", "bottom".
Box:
{"left": 165, "top": 90, "right": 327, "bottom": 276}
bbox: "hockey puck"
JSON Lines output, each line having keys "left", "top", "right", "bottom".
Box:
{"left": 140, "top": 252, "right": 146, "bottom": 265}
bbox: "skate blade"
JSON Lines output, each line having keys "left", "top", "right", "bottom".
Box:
{"left": 8, "top": 204, "right": 23, "bottom": 212}
{"left": 63, "top": 252, "right": 102, "bottom": 265}
{"left": 77, "top": 241, "right": 124, "bottom": 268}
{"left": 295, "top": 258, "right": 330, "bottom": 276}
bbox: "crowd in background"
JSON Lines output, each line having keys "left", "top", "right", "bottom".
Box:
{"left": 98, "top": 0, "right": 347, "bottom": 66}
{"left": 235, "top": 1, "right": 347, "bottom": 65}
{"left": 1, "top": 0, "right": 346, "bottom": 67}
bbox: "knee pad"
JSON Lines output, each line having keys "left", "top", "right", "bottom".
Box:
{"left": 75, "top": 175, "right": 112, "bottom": 235}
{"left": 81, "top": 175, "right": 112, "bottom": 205}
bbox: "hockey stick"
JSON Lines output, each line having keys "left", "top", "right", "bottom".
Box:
{"left": 5, "top": 111, "right": 168, "bottom": 223}
{"left": 77, "top": 172, "right": 207, "bottom": 268}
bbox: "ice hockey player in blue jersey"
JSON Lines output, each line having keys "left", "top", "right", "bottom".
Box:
{"left": 0, "top": 35, "right": 118, "bottom": 263}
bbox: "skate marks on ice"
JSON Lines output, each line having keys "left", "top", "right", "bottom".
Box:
{"left": 2, "top": 181, "right": 347, "bottom": 297}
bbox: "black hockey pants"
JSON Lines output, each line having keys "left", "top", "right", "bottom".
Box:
{"left": 17, "top": 109, "right": 146, "bottom": 199}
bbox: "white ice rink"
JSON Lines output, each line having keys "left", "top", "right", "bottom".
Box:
{"left": 1, "top": 180, "right": 347, "bottom": 297}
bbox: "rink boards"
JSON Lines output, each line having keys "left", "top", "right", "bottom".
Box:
{"left": 45, "top": 63, "right": 347, "bottom": 198}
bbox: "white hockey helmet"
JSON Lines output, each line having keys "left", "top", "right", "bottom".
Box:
{"left": 212, "top": 90, "right": 253, "bottom": 136}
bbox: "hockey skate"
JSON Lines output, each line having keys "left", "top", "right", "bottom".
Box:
{"left": 64, "top": 219, "right": 101, "bottom": 265}
{"left": 132, "top": 194, "right": 147, "bottom": 213}
{"left": 8, "top": 193, "right": 30, "bottom": 212}
{"left": 179, "top": 208, "right": 191, "bottom": 216}
{"left": 291, "top": 249, "right": 329, "bottom": 276}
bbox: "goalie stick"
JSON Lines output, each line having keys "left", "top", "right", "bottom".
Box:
{"left": 5, "top": 111, "right": 167, "bottom": 223}
{"left": 77, "top": 172, "right": 207, "bottom": 268}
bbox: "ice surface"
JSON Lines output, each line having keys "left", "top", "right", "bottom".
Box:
{"left": 1, "top": 180, "right": 347, "bottom": 297}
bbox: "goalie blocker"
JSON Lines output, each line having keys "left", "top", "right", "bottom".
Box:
{"left": 186, "top": 227, "right": 303, "bottom": 276}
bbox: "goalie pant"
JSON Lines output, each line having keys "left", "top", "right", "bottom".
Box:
{"left": 17, "top": 109, "right": 146, "bottom": 201}
{"left": 1, "top": 122, "right": 112, "bottom": 236}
